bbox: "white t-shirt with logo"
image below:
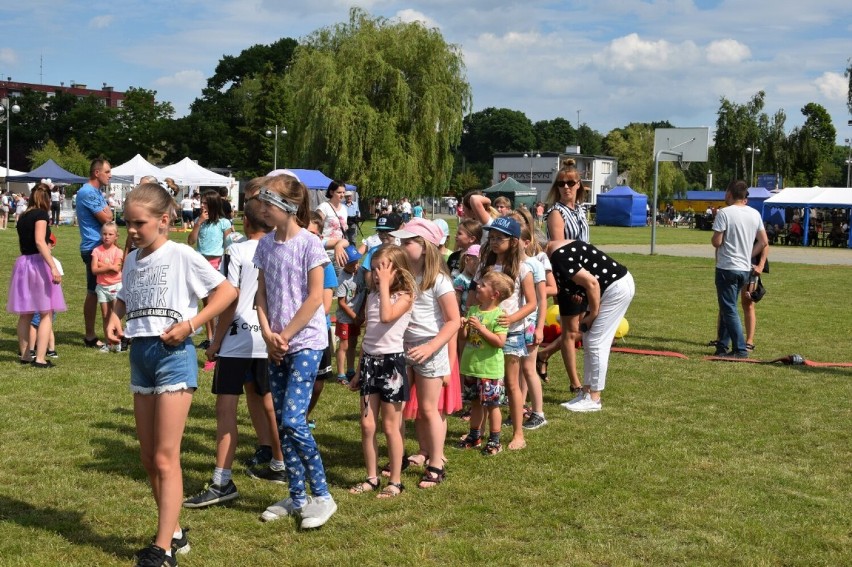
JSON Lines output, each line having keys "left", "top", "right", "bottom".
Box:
{"left": 404, "top": 273, "right": 454, "bottom": 341}
{"left": 218, "top": 239, "right": 267, "bottom": 358}
{"left": 117, "top": 240, "right": 225, "bottom": 338}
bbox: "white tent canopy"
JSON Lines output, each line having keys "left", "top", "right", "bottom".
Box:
{"left": 2, "top": 168, "right": 34, "bottom": 194}
{"left": 111, "top": 154, "right": 163, "bottom": 185}
{"left": 159, "top": 157, "right": 234, "bottom": 187}
{"left": 764, "top": 186, "right": 852, "bottom": 208}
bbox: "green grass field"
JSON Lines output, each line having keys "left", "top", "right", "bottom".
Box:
{"left": 1, "top": 219, "right": 850, "bottom": 566}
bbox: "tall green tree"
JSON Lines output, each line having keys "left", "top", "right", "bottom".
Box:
{"left": 575, "top": 123, "right": 604, "bottom": 155}
{"left": 533, "top": 118, "right": 576, "bottom": 153}
{"left": 789, "top": 102, "right": 836, "bottom": 185}
{"left": 714, "top": 91, "right": 765, "bottom": 181}
{"left": 283, "top": 8, "right": 472, "bottom": 198}
{"left": 461, "top": 108, "right": 535, "bottom": 166}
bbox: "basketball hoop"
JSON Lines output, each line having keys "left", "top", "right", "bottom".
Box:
{"left": 678, "top": 157, "right": 691, "bottom": 172}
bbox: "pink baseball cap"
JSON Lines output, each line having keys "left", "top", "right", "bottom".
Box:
{"left": 390, "top": 217, "right": 444, "bottom": 246}
{"left": 465, "top": 244, "right": 481, "bottom": 257}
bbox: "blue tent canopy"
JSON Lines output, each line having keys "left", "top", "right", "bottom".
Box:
{"left": 6, "top": 159, "right": 88, "bottom": 184}
{"left": 596, "top": 186, "right": 647, "bottom": 227}
{"left": 285, "top": 169, "right": 357, "bottom": 209}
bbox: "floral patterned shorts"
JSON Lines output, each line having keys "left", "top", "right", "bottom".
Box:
{"left": 358, "top": 352, "right": 409, "bottom": 403}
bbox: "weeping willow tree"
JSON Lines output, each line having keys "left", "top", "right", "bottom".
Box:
{"left": 283, "top": 8, "right": 472, "bottom": 199}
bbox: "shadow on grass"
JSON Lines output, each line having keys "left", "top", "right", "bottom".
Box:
{"left": 0, "top": 495, "right": 135, "bottom": 560}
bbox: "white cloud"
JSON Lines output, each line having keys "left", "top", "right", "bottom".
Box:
{"left": 0, "top": 48, "right": 16, "bottom": 65}
{"left": 154, "top": 70, "right": 206, "bottom": 91}
{"left": 593, "top": 33, "right": 700, "bottom": 71}
{"left": 814, "top": 71, "right": 847, "bottom": 101}
{"left": 705, "top": 39, "right": 751, "bottom": 65}
{"left": 395, "top": 9, "right": 439, "bottom": 29}
{"left": 475, "top": 30, "right": 546, "bottom": 53}
{"left": 89, "top": 15, "right": 113, "bottom": 29}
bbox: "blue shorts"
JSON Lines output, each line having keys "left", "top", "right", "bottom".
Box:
{"left": 502, "top": 332, "right": 528, "bottom": 358}
{"left": 130, "top": 336, "right": 198, "bottom": 394}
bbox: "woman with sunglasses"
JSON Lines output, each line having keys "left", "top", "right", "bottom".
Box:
{"left": 539, "top": 159, "right": 589, "bottom": 401}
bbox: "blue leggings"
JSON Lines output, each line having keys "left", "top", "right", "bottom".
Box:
{"left": 268, "top": 349, "right": 330, "bottom": 501}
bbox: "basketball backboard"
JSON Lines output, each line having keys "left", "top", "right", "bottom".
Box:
{"left": 653, "top": 127, "right": 709, "bottom": 162}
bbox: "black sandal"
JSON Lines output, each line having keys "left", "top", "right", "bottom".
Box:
{"left": 349, "top": 477, "right": 380, "bottom": 494}
{"left": 83, "top": 337, "right": 104, "bottom": 348}
{"left": 377, "top": 482, "right": 404, "bottom": 499}
{"left": 380, "top": 454, "right": 410, "bottom": 478}
{"left": 746, "top": 343, "right": 755, "bottom": 351}
{"left": 418, "top": 465, "right": 445, "bottom": 489}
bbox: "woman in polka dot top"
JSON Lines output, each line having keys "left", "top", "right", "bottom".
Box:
{"left": 545, "top": 239, "right": 635, "bottom": 413}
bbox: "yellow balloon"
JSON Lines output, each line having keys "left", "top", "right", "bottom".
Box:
{"left": 545, "top": 304, "right": 561, "bottom": 327}
{"left": 615, "top": 318, "right": 629, "bottom": 339}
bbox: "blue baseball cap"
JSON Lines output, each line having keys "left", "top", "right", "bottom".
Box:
{"left": 484, "top": 216, "right": 521, "bottom": 239}
{"left": 344, "top": 245, "right": 362, "bottom": 265}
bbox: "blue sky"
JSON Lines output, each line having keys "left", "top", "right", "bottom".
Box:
{"left": 1, "top": 1, "right": 850, "bottom": 145}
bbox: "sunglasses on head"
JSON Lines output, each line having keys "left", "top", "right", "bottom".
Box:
{"left": 557, "top": 180, "right": 580, "bottom": 188}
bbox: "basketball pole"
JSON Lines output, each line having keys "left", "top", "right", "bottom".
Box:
{"left": 651, "top": 149, "right": 683, "bottom": 255}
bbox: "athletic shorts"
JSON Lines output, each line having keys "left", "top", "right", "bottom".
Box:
{"left": 212, "top": 357, "right": 270, "bottom": 396}
{"left": 96, "top": 283, "right": 122, "bottom": 304}
{"left": 316, "top": 329, "right": 333, "bottom": 381}
{"left": 182, "top": 210, "right": 193, "bottom": 223}
{"left": 462, "top": 376, "right": 505, "bottom": 407}
{"left": 335, "top": 322, "right": 361, "bottom": 341}
{"left": 130, "top": 336, "right": 198, "bottom": 395}
{"left": 358, "top": 352, "right": 409, "bottom": 403}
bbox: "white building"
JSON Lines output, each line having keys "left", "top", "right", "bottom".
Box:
{"left": 492, "top": 147, "right": 618, "bottom": 205}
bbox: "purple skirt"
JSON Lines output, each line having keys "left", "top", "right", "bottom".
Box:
{"left": 6, "top": 254, "right": 67, "bottom": 314}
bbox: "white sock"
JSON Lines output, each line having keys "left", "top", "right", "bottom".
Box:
{"left": 172, "top": 528, "right": 183, "bottom": 539}
{"left": 270, "top": 459, "right": 285, "bottom": 471}
{"left": 212, "top": 467, "right": 231, "bottom": 485}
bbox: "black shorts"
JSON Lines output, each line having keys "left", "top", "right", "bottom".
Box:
{"left": 80, "top": 251, "right": 97, "bottom": 294}
{"left": 358, "top": 352, "right": 409, "bottom": 403}
{"left": 316, "top": 329, "right": 333, "bottom": 381}
{"left": 212, "top": 357, "right": 270, "bottom": 396}
{"left": 557, "top": 290, "right": 588, "bottom": 317}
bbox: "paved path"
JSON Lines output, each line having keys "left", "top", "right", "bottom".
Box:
{"left": 604, "top": 244, "right": 852, "bottom": 266}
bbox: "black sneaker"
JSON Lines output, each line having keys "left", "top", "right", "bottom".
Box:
{"left": 242, "top": 445, "right": 273, "bottom": 468}
{"left": 134, "top": 544, "right": 176, "bottom": 567}
{"left": 171, "top": 527, "right": 190, "bottom": 555}
{"left": 522, "top": 413, "right": 548, "bottom": 430}
{"left": 182, "top": 480, "right": 238, "bottom": 508}
{"left": 46, "top": 350, "right": 59, "bottom": 358}
{"left": 246, "top": 465, "right": 288, "bottom": 485}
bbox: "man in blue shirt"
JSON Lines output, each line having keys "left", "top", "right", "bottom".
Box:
{"left": 77, "top": 159, "right": 114, "bottom": 348}
{"left": 344, "top": 191, "right": 360, "bottom": 245}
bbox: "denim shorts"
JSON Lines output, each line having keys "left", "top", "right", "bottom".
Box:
{"left": 404, "top": 339, "right": 450, "bottom": 378}
{"left": 502, "top": 332, "right": 528, "bottom": 358}
{"left": 130, "top": 336, "right": 198, "bottom": 394}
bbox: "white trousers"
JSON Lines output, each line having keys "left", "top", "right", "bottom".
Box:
{"left": 583, "top": 273, "right": 635, "bottom": 392}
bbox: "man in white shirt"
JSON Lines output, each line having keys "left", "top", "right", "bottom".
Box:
{"left": 711, "top": 180, "right": 768, "bottom": 358}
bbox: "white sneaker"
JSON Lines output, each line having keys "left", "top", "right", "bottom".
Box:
{"left": 565, "top": 396, "right": 602, "bottom": 412}
{"left": 560, "top": 391, "right": 587, "bottom": 409}
{"left": 260, "top": 497, "right": 303, "bottom": 522}
{"left": 299, "top": 496, "right": 337, "bottom": 529}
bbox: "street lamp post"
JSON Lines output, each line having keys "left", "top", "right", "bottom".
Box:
{"left": 523, "top": 151, "right": 540, "bottom": 191}
{"left": 1, "top": 98, "right": 21, "bottom": 193}
{"left": 845, "top": 138, "right": 851, "bottom": 188}
{"left": 265, "top": 125, "right": 287, "bottom": 170}
{"left": 746, "top": 145, "right": 760, "bottom": 186}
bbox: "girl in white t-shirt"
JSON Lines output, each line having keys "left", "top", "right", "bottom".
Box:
{"left": 390, "top": 218, "right": 461, "bottom": 489}
{"left": 472, "top": 216, "right": 537, "bottom": 451}
{"left": 106, "top": 183, "right": 237, "bottom": 564}
{"left": 348, "top": 245, "right": 415, "bottom": 498}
